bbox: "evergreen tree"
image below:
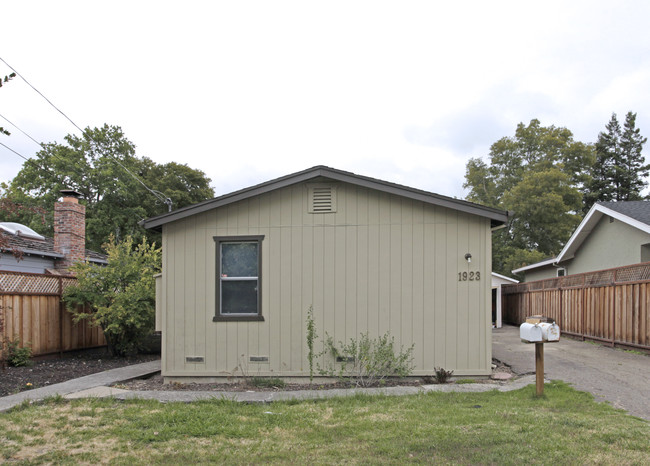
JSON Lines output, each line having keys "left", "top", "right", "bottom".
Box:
{"left": 620, "top": 112, "right": 649, "bottom": 199}
{"left": 584, "top": 112, "right": 648, "bottom": 211}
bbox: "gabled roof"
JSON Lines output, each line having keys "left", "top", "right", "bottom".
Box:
{"left": 491, "top": 272, "right": 519, "bottom": 284}
{"left": 142, "top": 165, "right": 508, "bottom": 231}
{"left": 512, "top": 200, "right": 650, "bottom": 274}
{"left": 512, "top": 257, "right": 556, "bottom": 275}
{"left": 556, "top": 201, "right": 650, "bottom": 263}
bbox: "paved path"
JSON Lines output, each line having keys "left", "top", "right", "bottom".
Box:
{"left": 493, "top": 325, "right": 650, "bottom": 421}
{"left": 0, "top": 361, "right": 161, "bottom": 413}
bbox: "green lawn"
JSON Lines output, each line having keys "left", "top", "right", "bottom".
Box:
{"left": 1, "top": 381, "right": 648, "bottom": 464}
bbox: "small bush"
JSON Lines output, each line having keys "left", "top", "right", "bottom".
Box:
{"left": 250, "top": 377, "right": 286, "bottom": 389}
{"left": 434, "top": 367, "right": 454, "bottom": 384}
{"left": 7, "top": 338, "right": 33, "bottom": 367}
{"left": 319, "top": 332, "right": 415, "bottom": 387}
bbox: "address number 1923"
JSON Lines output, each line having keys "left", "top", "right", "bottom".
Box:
{"left": 458, "top": 271, "right": 481, "bottom": 281}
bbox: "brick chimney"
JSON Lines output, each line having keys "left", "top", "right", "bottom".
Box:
{"left": 54, "top": 189, "right": 86, "bottom": 272}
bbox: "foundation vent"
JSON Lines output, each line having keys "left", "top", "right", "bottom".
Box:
{"left": 308, "top": 184, "right": 337, "bottom": 213}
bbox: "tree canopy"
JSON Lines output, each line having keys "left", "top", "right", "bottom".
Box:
{"left": 584, "top": 112, "right": 649, "bottom": 211}
{"left": 464, "top": 119, "right": 594, "bottom": 276}
{"left": 1, "top": 124, "right": 214, "bottom": 252}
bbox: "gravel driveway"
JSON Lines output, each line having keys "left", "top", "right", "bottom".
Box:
{"left": 493, "top": 325, "right": 650, "bottom": 421}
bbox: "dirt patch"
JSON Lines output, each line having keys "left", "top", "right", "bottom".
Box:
{"left": 0, "top": 349, "right": 159, "bottom": 397}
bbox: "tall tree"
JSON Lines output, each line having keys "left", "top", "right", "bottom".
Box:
{"left": 464, "top": 120, "right": 594, "bottom": 276}
{"left": 1, "top": 124, "right": 214, "bottom": 252}
{"left": 584, "top": 112, "right": 648, "bottom": 210}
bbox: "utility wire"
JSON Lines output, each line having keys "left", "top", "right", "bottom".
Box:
{"left": 0, "top": 112, "right": 92, "bottom": 185}
{"left": 0, "top": 112, "right": 43, "bottom": 147}
{"left": 0, "top": 56, "right": 85, "bottom": 135}
{"left": 0, "top": 57, "right": 173, "bottom": 212}
{"left": 0, "top": 140, "right": 30, "bottom": 162}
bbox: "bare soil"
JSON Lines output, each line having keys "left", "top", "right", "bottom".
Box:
{"left": 0, "top": 349, "right": 159, "bottom": 397}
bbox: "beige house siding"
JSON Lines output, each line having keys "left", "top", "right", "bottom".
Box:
{"left": 520, "top": 266, "right": 559, "bottom": 282}
{"left": 565, "top": 215, "right": 650, "bottom": 275}
{"left": 160, "top": 181, "right": 492, "bottom": 378}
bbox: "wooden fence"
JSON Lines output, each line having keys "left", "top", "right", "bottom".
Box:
{"left": 502, "top": 262, "right": 650, "bottom": 351}
{"left": 0, "top": 271, "right": 106, "bottom": 361}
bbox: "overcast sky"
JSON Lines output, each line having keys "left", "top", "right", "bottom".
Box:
{"left": 1, "top": 1, "right": 649, "bottom": 205}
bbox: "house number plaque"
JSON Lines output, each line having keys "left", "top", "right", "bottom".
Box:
{"left": 458, "top": 271, "right": 481, "bottom": 281}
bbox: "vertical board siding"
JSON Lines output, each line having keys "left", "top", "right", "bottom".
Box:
{"left": 162, "top": 183, "right": 493, "bottom": 377}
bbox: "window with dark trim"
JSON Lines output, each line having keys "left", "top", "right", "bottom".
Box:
{"left": 213, "top": 235, "right": 264, "bottom": 322}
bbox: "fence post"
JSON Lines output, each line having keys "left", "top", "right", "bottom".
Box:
{"left": 58, "top": 277, "right": 64, "bottom": 358}
{"left": 612, "top": 269, "right": 616, "bottom": 348}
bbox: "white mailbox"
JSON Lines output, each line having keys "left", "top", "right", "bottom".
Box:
{"left": 520, "top": 322, "right": 544, "bottom": 343}
{"left": 539, "top": 322, "right": 560, "bottom": 342}
{"left": 520, "top": 317, "right": 560, "bottom": 343}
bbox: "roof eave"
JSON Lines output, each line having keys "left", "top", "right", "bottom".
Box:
{"left": 141, "top": 166, "right": 508, "bottom": 231}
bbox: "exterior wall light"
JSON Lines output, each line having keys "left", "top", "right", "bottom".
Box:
{"left": 465, "top": 253, "right": 472, "bottom": 263}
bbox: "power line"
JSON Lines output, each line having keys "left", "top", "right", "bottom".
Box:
{"left": 0, "top": 57, "right": 173, "bottom": 212}
{"left": 0, "top": 112, "right": 43, "bottom": 147}
{"left": 0, "top": 56, "right": 85, "bottom": 135}
{"left": 0, "top": 140, "right": 30, "bottom": 162}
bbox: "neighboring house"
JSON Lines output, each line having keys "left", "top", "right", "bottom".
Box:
{"left": 491, "top": 272, "right": 518, "bottom": 328}
{"left": 0, "top": 190, "right": 107, "bottom": 274}
{"left": 512, "top": 201, "right": 650, "bottom": 281}
{"left": 143, "top": 166, "right": 508, "bottom": 381}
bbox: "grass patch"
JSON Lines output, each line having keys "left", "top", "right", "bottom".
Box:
{"left": 0, "top": 381, "right": 648, "bottom": 464}
{"left": 250, "top": 377, "right": 286, "bottom": 389}
{"left": 454, "top": 378, "right": 478, "bottom": 384}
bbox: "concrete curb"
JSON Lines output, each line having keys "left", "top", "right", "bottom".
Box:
{"left": 79, "top": 375, "right": 541, "bottom": 404}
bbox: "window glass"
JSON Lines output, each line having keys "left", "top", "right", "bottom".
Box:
{"left": 221, "top": 242, "right": 258, "bottom": 277}
{"left": 221, "top": 281, "right": 258, "bottom": 314}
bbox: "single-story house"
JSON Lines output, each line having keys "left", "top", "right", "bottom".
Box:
{"left": 0, "top": 191, "right": 107, "bottom": 275}
{"left": 143, "top": 166, "right": 508, "bottom": 381}
{"left": 513, "top": 201, "right": 650, "bottom": 281}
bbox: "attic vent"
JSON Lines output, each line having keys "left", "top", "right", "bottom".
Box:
{"left": 308, "top": 184, "right": 337, "bottom": 213}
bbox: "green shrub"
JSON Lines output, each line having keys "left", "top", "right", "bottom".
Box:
{"left": 64, "top": 235, "right": 161, "bottom": 356}
{"left": 306, "top": 306, "right": 317, "bottom": 384}
{"left": 7, "top": 338, "right": 33, "bottom": 367}
{"left": 434, "top": 367, "right": 454, "bottom": 384}
{"left": 319, "top": 332, "right": 414, "bottom": 387}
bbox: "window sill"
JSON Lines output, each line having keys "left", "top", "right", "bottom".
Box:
{"left": 213, "top": 315, "right": 265, "bottom": 322}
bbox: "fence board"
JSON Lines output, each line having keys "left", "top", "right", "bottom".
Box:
{"left": 0, "top": 271, "right": 106, "bottom": 360}
{"left": 503, "top": 262, "right": 650, "bottom": 351}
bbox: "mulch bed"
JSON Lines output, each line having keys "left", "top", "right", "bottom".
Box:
{"left": 0, "top": 349, "right": 159, "bottom": 397}
{"left": 118, "top": 359, "right": 513, "bottom": 392}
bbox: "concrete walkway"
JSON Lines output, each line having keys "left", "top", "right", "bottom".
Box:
{"left": 493, "top": 325, "right": 650, "bottom": 421}
{"left": 0, "top": 360, "right": 161, "bottom": 413}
